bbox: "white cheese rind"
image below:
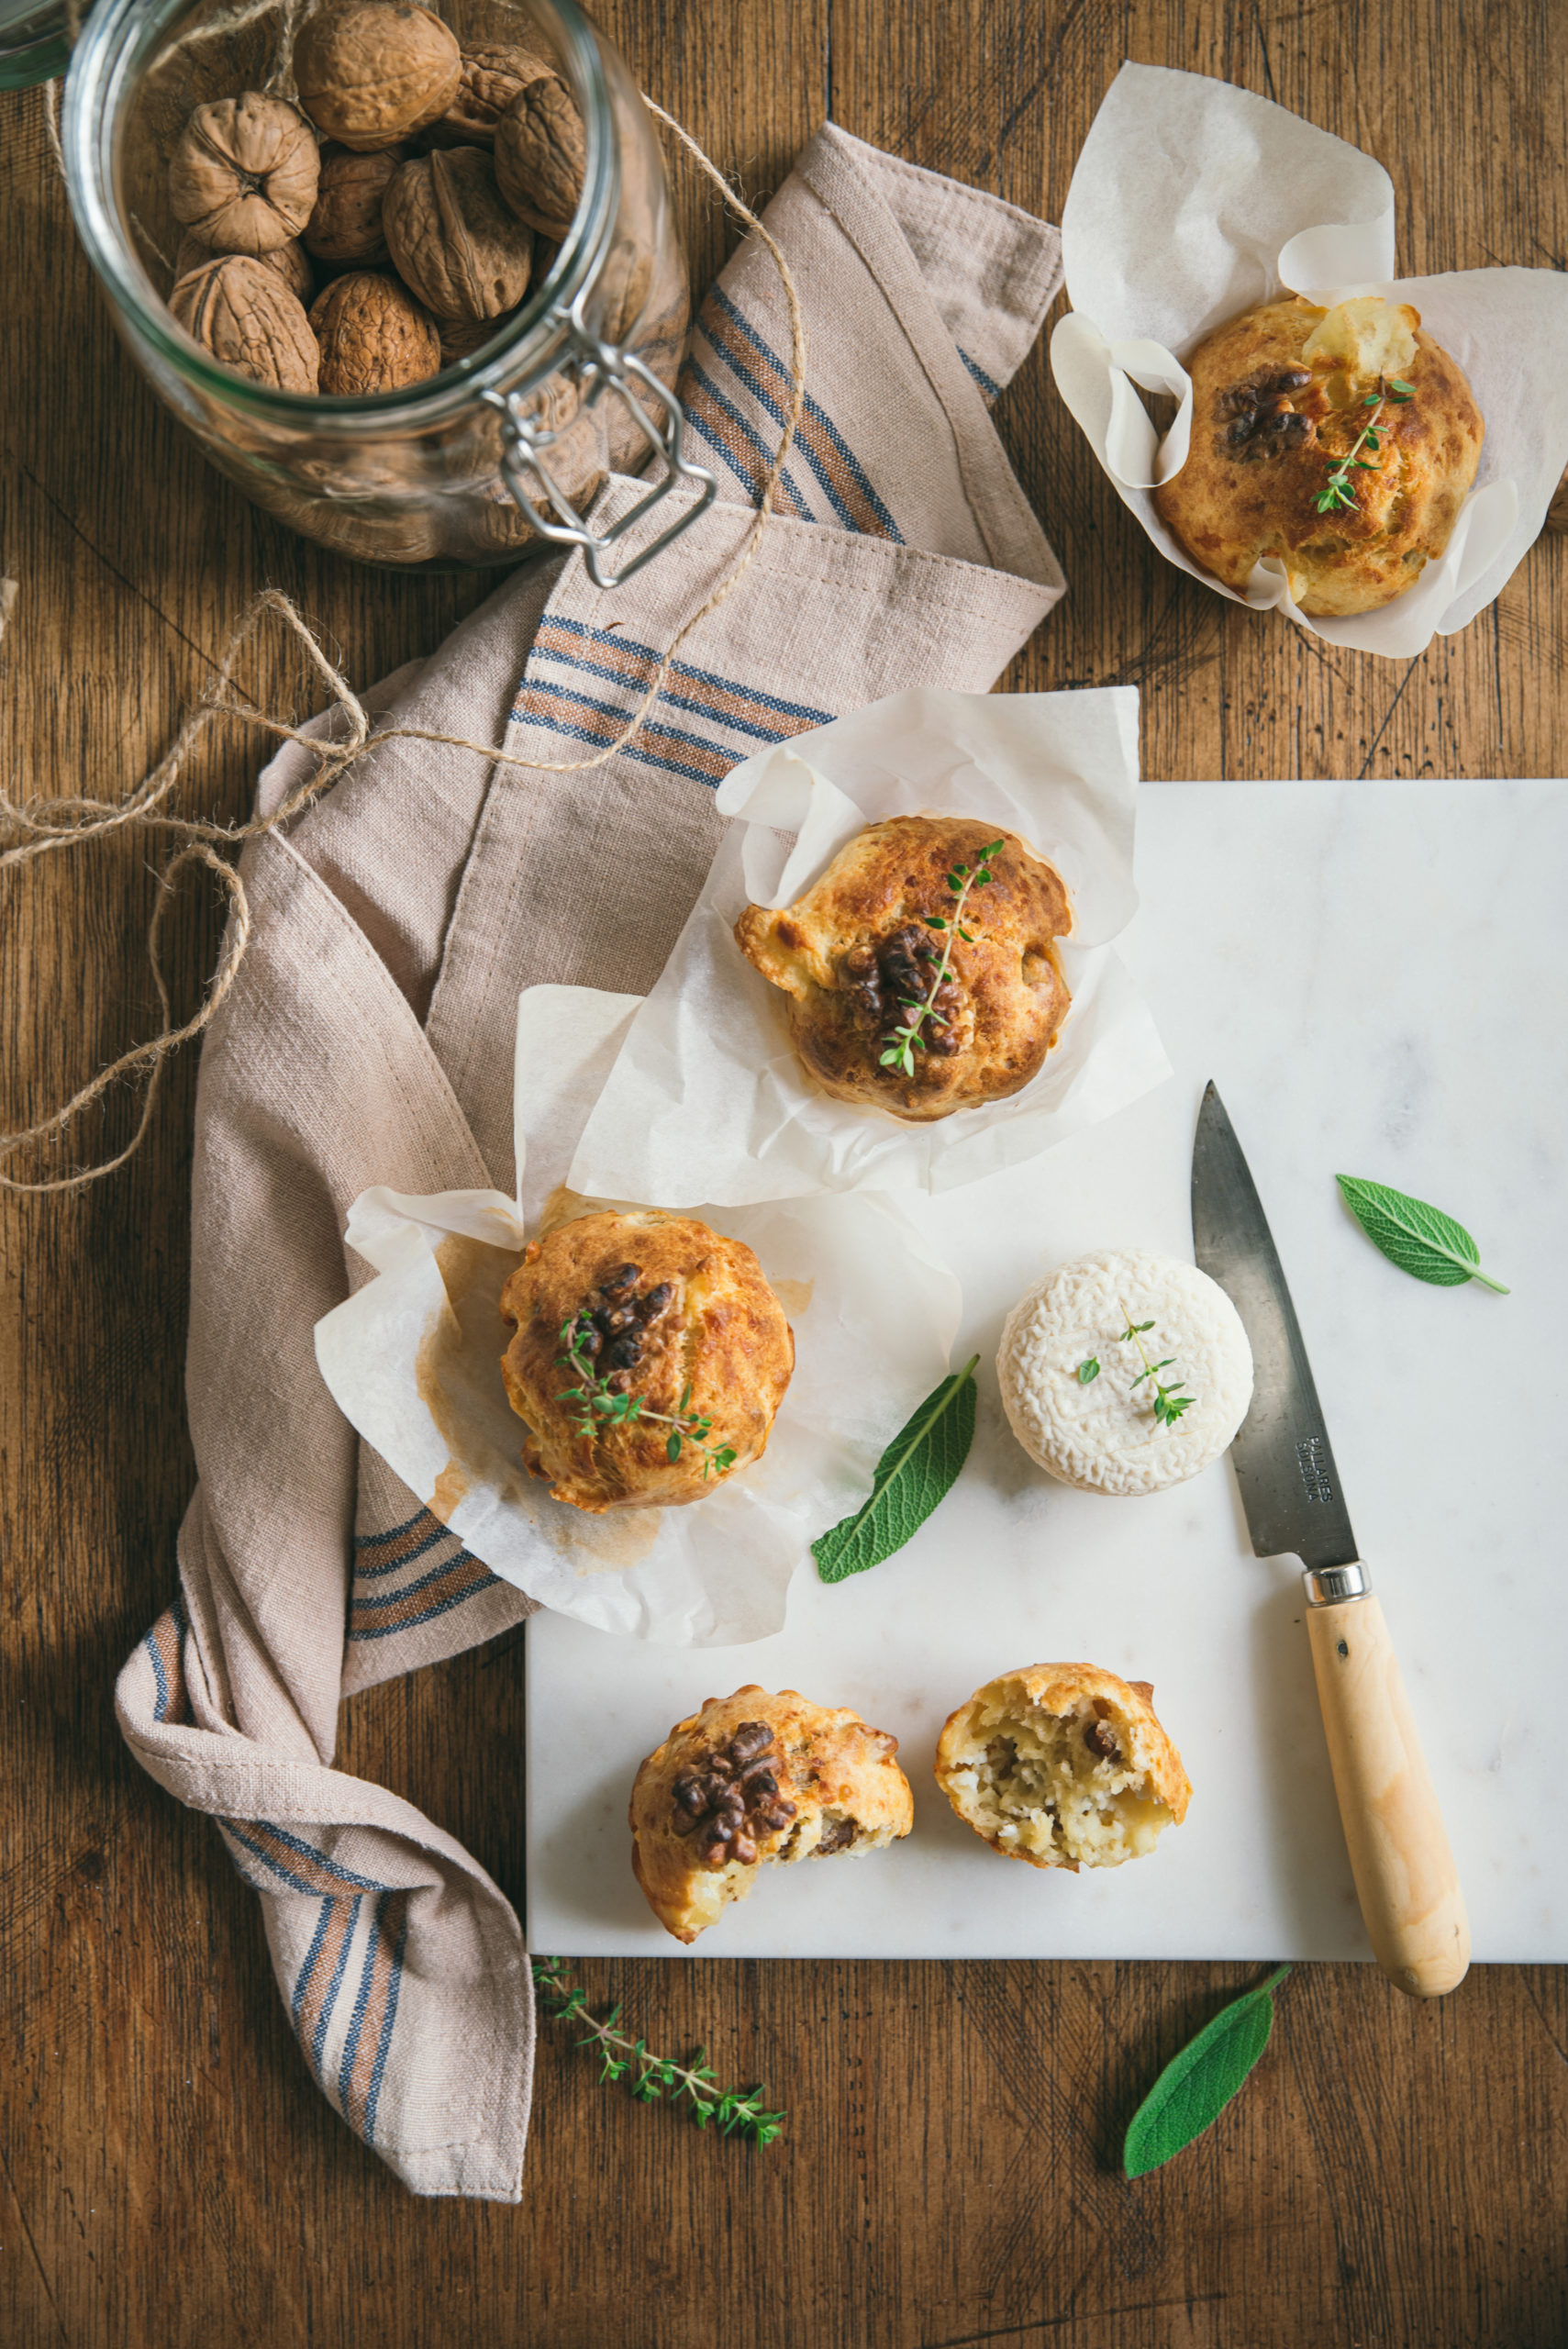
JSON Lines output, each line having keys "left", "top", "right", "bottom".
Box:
{"left": 997, "top": 1247, "right": 1253, "bottom": 1497}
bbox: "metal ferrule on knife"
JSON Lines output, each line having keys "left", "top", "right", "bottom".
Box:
{"left": 1303, "top": 1563, "right": 1369, "bottom": 1607}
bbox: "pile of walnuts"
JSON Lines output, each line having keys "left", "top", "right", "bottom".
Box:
{"left": 165, "top": 1, "right": 588, "bottom": 395}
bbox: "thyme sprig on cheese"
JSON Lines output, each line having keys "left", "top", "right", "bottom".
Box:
{"left": 1076, "top": 1318, "right": 1196, "bottom": 1431}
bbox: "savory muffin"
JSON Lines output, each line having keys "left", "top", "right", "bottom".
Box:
{"left": 734, "top": 815, "right": 1073, "bottom": 1122}
{"left": 935, "top": 1664, "right": 1190, "bottom": 1871}
{"left": 630, "top": 1685, "right": 914, "bottom": 1943}
{"left": 1154, "top": 294, "right": 1484, "bottom": 617}
{"left": 498, "top": 1208, "right": 794, "bottom": 1513}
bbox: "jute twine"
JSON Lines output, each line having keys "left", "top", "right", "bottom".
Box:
{"left": 3, "top": 91, "right": 807, "bottom": 1197}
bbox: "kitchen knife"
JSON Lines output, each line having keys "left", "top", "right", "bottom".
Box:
{"left": 1192, "top": 1081, "right": 1469, "bottom": 1998}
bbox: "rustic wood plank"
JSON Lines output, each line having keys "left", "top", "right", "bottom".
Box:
{"left": 4, "top": 0, "right": 1567, "bottom": 2343}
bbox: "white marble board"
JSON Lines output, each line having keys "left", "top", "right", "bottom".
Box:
{"left": 526, "top": 779, "right": 1568, "bottom": 1963}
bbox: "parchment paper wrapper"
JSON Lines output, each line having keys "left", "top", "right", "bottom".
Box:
{"left": 1049, "top": 62, "right": 1568, "bottom": 658}
{"left": 313, "top": 985, "right": 961, "bottom": 1646}
{"left": 566, "top": 686, "right": 1171, "bottom": 1205}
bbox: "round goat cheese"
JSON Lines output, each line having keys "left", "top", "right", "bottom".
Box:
{"left": 997, "top": 1248, "right": 1253, "bottom": 1496}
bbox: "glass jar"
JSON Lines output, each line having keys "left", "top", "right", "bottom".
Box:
{"left": 0, "top": 0, "right": 74, "bottom": 89}
{"left": 61, "top": 0, "right": 714, "bottom": 574}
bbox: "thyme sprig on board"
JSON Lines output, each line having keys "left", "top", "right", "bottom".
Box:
{"left": 1314, "top": 375, "right": 1416, "bottom": 515}
{"left": 556, "top": 1313, "right": 738, "bottom": 1476}
{"left": 532, "top": 1960, "right": 786, "bottom": 2143}
{"left": 879, "top": 839, "right": 1006, "bottom": 1078}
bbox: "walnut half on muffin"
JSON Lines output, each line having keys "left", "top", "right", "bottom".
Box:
{"left": 498, "top": 1208, "right": 793, "bottom": 1513}
{"left": 734, "top": 815, "right": 1073, "bottom": 1122}
{"left": 1153, "top": 294, "right": 1484, "bottom": 618}
{"left": 935, "top": 1664, "right": 1190, "bottom": 1871}
{"left": 630, "top": 1687, "right": 915, "bottom": 1943}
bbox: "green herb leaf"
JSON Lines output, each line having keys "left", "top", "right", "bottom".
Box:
{"left": 1123, "top": 1965, "right": 1292, "bottom": 2177}
{"left": 1391, "top": 376, "right": 1415, "bottom": 395}
{"left": 1335, "top": 1174, "right": 1509, "bottom": 1294}
{"left": 812, "top": 1355, "right": 979, "bottom": 1582}
{"left": 1077, "top": 1357, "right": 1100, "bottom": 1385}
{"left": 532, "top": 1959, "right": 786, "bottom": 2146}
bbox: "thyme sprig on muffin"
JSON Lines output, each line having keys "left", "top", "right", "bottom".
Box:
{"left": 878, "top": 838, "right": 1006, "bottom": 1079}
{"left": 557, "top": 1304, "right": 739, "bottom": 1477}
{"left": 1314, "top": 374, "right": 1416, "bottom": 515}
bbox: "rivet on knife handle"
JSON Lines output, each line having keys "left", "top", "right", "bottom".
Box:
{"left": 1302, "top": 1567, "right": 1470, "bottom": 1998}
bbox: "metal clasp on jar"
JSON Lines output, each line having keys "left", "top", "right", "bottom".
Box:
{"left": 483, "top": 290, "right": 717, "bottom": 590}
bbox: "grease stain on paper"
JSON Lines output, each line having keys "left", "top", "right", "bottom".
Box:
{"left": 428, "top": 1459, "right": 470, "bottom": 1521}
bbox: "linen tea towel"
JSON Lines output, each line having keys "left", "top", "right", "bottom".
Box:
{"left": 114, "top": 121, "right": 1068, "bottom": 2202}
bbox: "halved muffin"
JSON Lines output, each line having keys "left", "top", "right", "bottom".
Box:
{"left": 630, "top": 1686, "right": 913, "bottom": 1943}
{"left": 935, "top": 1664, "right": 1190, "bottom": 1871}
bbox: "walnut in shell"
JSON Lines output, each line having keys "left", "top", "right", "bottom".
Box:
{"left": 423, "top": 42, "right": 554, "bottom": 147}
{"left": 304, "top": 141, "right": 406, "bottom": 264}
{"left": 168, "top": 94, "right": 320, "bottom": 256}
{"left": 494, "top": 72, "right": 585, "bottom": 240}
{"left": 383, "top": 146, "right": 533, "bottom": 321}
{"left": 294, "top": 1, "right": 462, "bottom": 150}
{"left": 438, "top": 304, "right": 521, "bottom": 365}
{"left": 170, "top": 255, "right": 320, "bottom": 392}
{"left": 174, "top": 229, "right": 314, "bottom": 305}
{"left": 309, "top": 269, "right": 441, "bottom": 394}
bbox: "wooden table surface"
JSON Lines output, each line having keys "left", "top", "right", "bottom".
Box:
{"left": 4, "top": 3, "right": 1565, "bottom": 2343}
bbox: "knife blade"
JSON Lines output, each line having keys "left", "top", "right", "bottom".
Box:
{"left": 1190, "top": 1078, "right": 1469, "bottom": 1998}
{"left": 1191, "top": 1081, "right": 1359, "bottom": 1573}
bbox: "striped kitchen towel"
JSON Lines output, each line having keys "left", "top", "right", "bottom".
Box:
{"left": 115, "top": 119, "right": 1065, "bottom": 2200}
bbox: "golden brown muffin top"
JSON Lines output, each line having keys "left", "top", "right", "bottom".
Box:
{"left": 735, "top": 815, "right": 1073, "bottom": 1123}
{"left": 1153, "top": 295, "right": 1484, "bottom": 618}
{"left": 498, "top": 1208, "right": 793, "bottom": 1514}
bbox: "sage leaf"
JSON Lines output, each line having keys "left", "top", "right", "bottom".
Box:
{"left": 1336, "top": 1175, "right": 1508, "bottom": 1295}
{"left": 812, "top": 1355, "right": 978, "bottom": 1583}
{"left": 1123, "top": 1965, "right": 1291, "bottom": 2179}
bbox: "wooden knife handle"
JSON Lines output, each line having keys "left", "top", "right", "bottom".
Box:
{"left": 1303, "top": 1574, "right": 1470, "bottom": 1998}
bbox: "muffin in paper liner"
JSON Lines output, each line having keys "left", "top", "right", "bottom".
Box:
{"left": 1049, "top": 62, "right": 1568, "bottom": 658}
{"left": 314, "top": 983, "right": 961, "bottom": 1646}
{"left": 565, "top": 684, "right": 1172, "bottom": 1206}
